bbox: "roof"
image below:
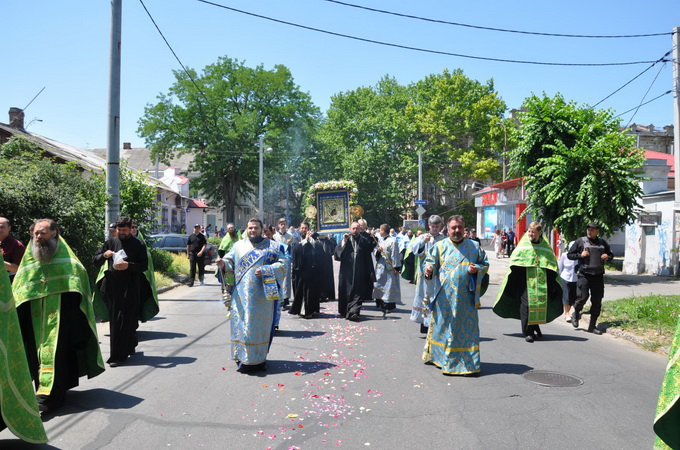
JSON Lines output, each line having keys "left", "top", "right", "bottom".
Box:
{"left": 474, "top": 177, "right": 523, "bottom": 195}
{"left": 188, "top": 198, "right": 209, "bottom": 208}
{"left": 0, "top": 123, "right": 104, "bottom": 173}
{"left": 644, "top": 150, "right": 675, "bottom": 177}
{"left": 91, "top": 147, "right": 196, "bottom": 175}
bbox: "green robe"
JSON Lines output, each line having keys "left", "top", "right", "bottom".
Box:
{"left": 493, "top": 234, "right": 562, "bottom": 324}
{"left": 654, "top": 316, "right": 680, "bottom": 449}
{"left": 92, "top": 232, "right": 159, "bottom": 323}
{"left": 0, "top": 254, "right": 47, "bottom": 443}
{"left": 218, "top": 232, "right": 239, "bottom": 254}
{"left": 13, "top": 236, "right": 105, "bottom": 396}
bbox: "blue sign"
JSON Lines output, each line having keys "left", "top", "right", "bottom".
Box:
{"left": 414, "top": 200, "right": 427, "bottom": 205}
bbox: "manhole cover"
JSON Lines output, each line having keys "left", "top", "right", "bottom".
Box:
{"left": 522, "top": 370, "right": 583, "bottom": 387}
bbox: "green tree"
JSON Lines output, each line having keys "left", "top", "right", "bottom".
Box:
{"left": 509, "top": 93, "right": 645, "bottom": 239}
{"left": 319, "top": 76, "right": 418, "bottom": 226}
{"left": 118, "top": 161, "right": 160, "bottom": 236}
{"left": 409, "top": 69, "right": 507, "bottom": 187}
{"left": 138, "top": 56, "right": 320, "bottom": 223}
{"left": 0, "top": 136, "right": 107, "bottom": 278}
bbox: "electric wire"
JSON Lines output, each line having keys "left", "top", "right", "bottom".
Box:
{"left": 139, "top": 0, "right": 208, "bottom": 103}
{"left": 590, "top": 50, "right": 671, "bottom": 109}
{"left": 194, "top": 0, "right": 658, "bottom": 67}
{"left": 322, "top": 0, "right": 671, "bottom": 39}
{"left": 613, "top": 90, "right": 672, "bottom": 119}
{"left": 624, "top": 60, "right": 669, "bottom": 127}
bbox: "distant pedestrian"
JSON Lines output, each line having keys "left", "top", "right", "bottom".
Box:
{"left": 558, "top": 240, "right": 577, "bottom": 322}
{"left": 0, "top": 217, "right": 25, "bottom": 282}
{"left": 506, "top": 227, "right": 516, "bottom": 257}
{"left": 469, "top": 228, "right": 481, "bottom": 245}
{"left": 567, "top": 222, "right": 613, "bottom": 335}
{"left": 187, "top": 224, "right": 208, "bottom": 287}
{"left": 491, "top": 229, "right": 502, "bottom": 258}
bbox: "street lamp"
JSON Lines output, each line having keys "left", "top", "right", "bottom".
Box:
{"left": 258, "top": 136, "right": 273, "bottom": 222}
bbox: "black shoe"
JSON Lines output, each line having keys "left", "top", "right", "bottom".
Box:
{"left": 588, "top": 326, "right": 603, "bottom": 335}
{"left": 571, "top": 310, "right": 580, "bottom": 328}
{"left": 348, "top": 313, "right": 360, "bottom": 322}
{"left": 525, "top": 335, "right": 534, "bottom": 343}
{"left": 420, "top": 323, "right": 428, "bottom": 334}
{"left": 109, "top": 361, "right": 119, "bottom": 367}
{"left": 188, "top": 283, "right": 194, "bottom": 287}
{"left": 535, "top": 329, "right": 543, "bottom": 338}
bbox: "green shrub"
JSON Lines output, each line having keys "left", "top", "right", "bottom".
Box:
{"left": 208, "top": 235, "right": 222, "bottom": 246}
{"left": 150, "top": 248, "right": 174, "bottom": 274}
{"left": 169, "top": 252, "right": 190, "bottom": 276}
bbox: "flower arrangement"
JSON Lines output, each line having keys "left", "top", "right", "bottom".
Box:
{"left": 304, "top": 180, "right": 357, "bottom": 206}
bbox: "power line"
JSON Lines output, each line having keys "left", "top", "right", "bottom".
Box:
{"left": 613, "top": 90, "right": 672, "bottom": 119}
{"left": 590, "top": 50, "right": 671, "bottom": 109}
{"left": 624, "top": 60, "right": 668, "bottom": 127}
{"left": 139, "top": 0, "right": 208, "bottom": 102}
{"left": 322, "top": 0, "right": 671, "bottom": 39}
{"left": 195, "top": 0, "right": 659, "bottom": 67}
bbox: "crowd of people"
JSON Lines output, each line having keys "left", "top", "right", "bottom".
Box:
{"left": 1, "top": 214, "right": 677, "bottom": 447}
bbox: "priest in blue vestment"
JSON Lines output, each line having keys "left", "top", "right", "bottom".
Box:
{"left": 423, "top": 215, "right": 489, "bottom": 376}
{"left": 217, "top": 219, "right": 286, "bottom": 373}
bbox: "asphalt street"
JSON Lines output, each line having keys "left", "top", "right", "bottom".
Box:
{"left": 0, "top": 253, "right": 670, "bottom": 450}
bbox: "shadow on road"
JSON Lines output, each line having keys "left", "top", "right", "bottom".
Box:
{"left": 136, "top": 330, "right": 187, "bottom": 341}
{"left": 0, "top": 439, "right": 61, "bottom": 450}
{"left": 275, "top": 329, "right": 325, "bottom": 339}
{"left": 503, "top": 333, "right": 589, "bottom": 342}
{"left": 121, "top": 353, "right": 197, "bottom": 369}
{"left": 479, "top": 361, "right": 533, "bottom": 376}
{"left": 40, "top": 388, "right": 144, "bottom": 423}
{"left": 254, "top": 359, "right": 337, "bottom": 376}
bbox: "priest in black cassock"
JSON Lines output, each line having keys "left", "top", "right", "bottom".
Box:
{"left": 317, "top": 234, "right": 337, "bottom": 301}
{"left": 334, "top": 221, "right": 375, "bottom": 321}
{"left": 94, "top": 216, "right": 155, "bottom": 367}
{"left": 289, "top": 222, "right": 324, "bottom": 319}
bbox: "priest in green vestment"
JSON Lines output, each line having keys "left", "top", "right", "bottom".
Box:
{"left": 493, "top": 222, "right": 563, "bottom": 343}
{"left": 13, "top": 219, "right": 104, "bottom": 413}
{"left": 654, "top": 315, "right": 680, "bottom": 449}
{"left": 422, "top": 215, "right": 488, "bottom": 375}
{"left": 0, "top": 253, "right": 47, "bottom": 443}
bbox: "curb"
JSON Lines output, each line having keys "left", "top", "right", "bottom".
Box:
{"left": 581, "top": 315, "right": 669, "bottom": 356}
{"left": 157, "top": 282, "right": 182, "bottom": 294}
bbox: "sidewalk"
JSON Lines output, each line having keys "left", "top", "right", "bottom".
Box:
{"left": 485, "top": 250, "right": 680, "bottom": 301}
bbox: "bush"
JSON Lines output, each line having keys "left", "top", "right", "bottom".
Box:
{"left": 150, "top": 248, "right": 174, "bottom": 274}
{"left": 208, "top": 235, "right": 222, "bottom": 246}
{"left": 169, "top": 252, "right": 190, "bottom": 276}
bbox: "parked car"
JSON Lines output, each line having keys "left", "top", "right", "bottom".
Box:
{"left": 149, "top": 234, "right": 217, "bottom": 264}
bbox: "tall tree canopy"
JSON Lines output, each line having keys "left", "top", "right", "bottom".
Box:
{"left": 319, "top": 70, "right": 506, "bottom": 226}
{"left": 508, "top": 93, "right": 645, "bottom": 239}
{"left": 138, "top": 56, "right": 320, "bottom": 222}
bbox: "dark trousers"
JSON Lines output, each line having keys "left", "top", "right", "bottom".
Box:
{"left": 574, "top": 273, "right": 604, "bottom": 325}
{"left": 506, "top": 242, "right": 515, "bottom": 257}
{"left": 519, "top": 288, "right": 542, "bottom": 337}
{"left": 189, "top": 254, "right": 205, "bottom": 283}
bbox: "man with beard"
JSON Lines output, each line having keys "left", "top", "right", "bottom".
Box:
{"left": 335, "top": 221, "right": 375, "bottom": 321}
{"left": 273, "top": 218, "right": 298, "bottom": 310}
{"left": 13, "top": 219, "right": 104, "bottom": 413}
{"left": 289, "top": 222, "right": 323, "bottom": 319}
{"left": 409, "top": 215, "right": 446, "bottom": 333}
{"left": 0, "top": 217, "right": 25, "bottom": 283}
{"left": 373, "top": 224, "right": 402, "bottom": 315}
{"left": 422, "top": 215, "right": 488, "bottom": 376}
{"left": 216, "top": 219, "right": 286, "bottom": 373}
{"left": 93, "top": 217, "right": 158, "bottom": 366}
{"left": 493, "top": 222, "right": 563, "bottom": 342}
{"left": 0, "top": 253, "right": 47, "bottom": 443}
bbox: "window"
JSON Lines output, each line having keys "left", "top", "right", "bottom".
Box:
{"left": 165, "top": 236, "right": 184, "bottom": 247}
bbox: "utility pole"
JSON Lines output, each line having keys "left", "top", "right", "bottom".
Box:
{"left": 418, "top": 150, "right": 423, "bottom": 221}
{"left": 259, "top": 136, "right": 264, "bottom": 222}
{"left": 673, "top": 27, "right": 680, "bottom": 205}
{"left": 106, "top": 0, "right": 122, "bottom": 231}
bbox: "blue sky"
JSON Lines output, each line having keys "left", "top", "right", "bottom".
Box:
{"left": 2, "top": 0, "right": 678, "bottom": 150}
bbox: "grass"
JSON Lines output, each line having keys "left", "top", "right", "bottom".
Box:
{"left": 154, "top": 271, "right": 175, "bottom": 288}
{"left": 168, "top": 252, "right": 190, "bottom": 277}
{"left": 599, "top": 294, "right": 679, "bottom": 352}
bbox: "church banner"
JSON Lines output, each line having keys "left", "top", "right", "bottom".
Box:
{"left": 316, "top": 190, "right": 350, "bottom": 233}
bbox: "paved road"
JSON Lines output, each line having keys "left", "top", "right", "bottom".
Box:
{"left": 1, "top": 256, "right": 669, "bottom": 449}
